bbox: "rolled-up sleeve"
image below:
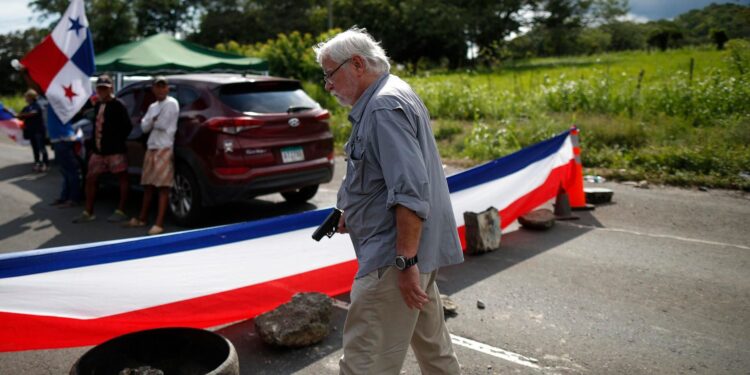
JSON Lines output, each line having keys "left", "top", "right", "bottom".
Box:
{"left": 372, "top": 108, "right": 430, "bottom": 220}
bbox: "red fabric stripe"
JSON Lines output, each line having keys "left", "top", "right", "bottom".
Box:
{"left": 0, "top": 260, "right": 358, "bottom": 352}
{"left": 457, "top": 160, "right": 576, "bottom": 251}
{"left": 499, "top": 160, "right": 576, "bottom": 228}
{"left": 20, "top": 36, "right": 69, "bottom": 93}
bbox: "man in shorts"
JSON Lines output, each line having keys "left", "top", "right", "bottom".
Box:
{"left": 124, "top": 76, "right": 179, "bottom": 235}
{"left": 74, "top": 74, "right": 132, "bottom": 223}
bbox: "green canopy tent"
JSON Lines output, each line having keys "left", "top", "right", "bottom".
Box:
{"left": 95, "top": 33, "right": 268, "bottom": 87}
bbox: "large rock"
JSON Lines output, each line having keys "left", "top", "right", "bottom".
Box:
{"left": 440, "top": 294, "right": 458, "bottom": 318}
{"left": 519, "top": 209, "right": 555, "bottom": 230}
{"left": 254, "top": 292, "right": 333, "bottom": 348}
{"left": 463, "top": 207, "right": 502, "bottom": 254}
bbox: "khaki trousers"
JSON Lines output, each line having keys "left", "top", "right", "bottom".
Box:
{"left": 339, "top": 267, "right": 461, "bottom": 375}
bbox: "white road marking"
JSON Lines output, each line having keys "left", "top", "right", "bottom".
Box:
{"left": 332, "top": 299, "right": 541, "bottom": 369}
{"left": 450, "top": 334, "right": 540, "bottom": 369}
{"left": 562, "top": 222, "right": 750, "bottom": 250}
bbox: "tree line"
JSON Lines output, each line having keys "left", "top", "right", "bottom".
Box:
{"left": 1, "top": 0, "right": 748, "bottom": 94}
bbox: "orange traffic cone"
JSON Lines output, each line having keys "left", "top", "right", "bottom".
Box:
{"left": 568, "top": 127, "right": 595, "bottom": 211}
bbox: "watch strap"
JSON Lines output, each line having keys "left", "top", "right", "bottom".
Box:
{"left": 396, "top": 254, "right": 418, "bottom": 270}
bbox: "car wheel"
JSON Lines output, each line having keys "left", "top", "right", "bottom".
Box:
{"left": 170, "top": 164, "right": 203, "bottom": 227}
{"left": 281, "top": 185, "right": 319, "bottom": 204}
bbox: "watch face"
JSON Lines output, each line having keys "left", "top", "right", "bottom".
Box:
{"left": 395, "top": 256, "right": 406, "bottom": 270}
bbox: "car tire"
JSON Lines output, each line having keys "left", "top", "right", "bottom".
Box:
{"left": 281, "top": 185, "right": 319, "bottom": 204}
{"left": 170, "top": 164, "right": 203, "bottom": 227}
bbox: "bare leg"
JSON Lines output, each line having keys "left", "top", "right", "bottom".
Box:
{"left": 117, "top": 172, "right": 129, "bottom": 212}
{"left": 139, "top": 185, "right": 154, "bottom": 223}
{"left": 155, "top": 187, "right": 170, "bottom": 228}
{"left": 84, "top": 175, "right": 97, "bottom": 214}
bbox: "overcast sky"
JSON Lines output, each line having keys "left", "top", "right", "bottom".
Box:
{"left": 1, "top": 0, "right": 749, "bottom": 34}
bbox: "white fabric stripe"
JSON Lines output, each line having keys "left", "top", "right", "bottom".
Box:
{"left": 451, "top": 136, "right": 573, "bottom": 226}
{"left": 50, "top": 0, "right": 88, "bottom": 58}
{"left": 0, "top": 228, "right": 356, "bottom": 319}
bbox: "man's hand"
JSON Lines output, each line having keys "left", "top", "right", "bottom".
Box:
{"left": 398, "top": 265, "right": 429, "bottom": 310}
{"left": 337, "top": 211, "right": 348, "bottom": 233}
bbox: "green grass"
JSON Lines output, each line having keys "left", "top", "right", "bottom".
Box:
{"left": 0, "top": 94, "right": 26, "bottom": 113}
{"left": 4, "top": 45, "right": 747, "bottom": 190}
{"left": 309, "top": 44, "right": 750, "bottom": 190}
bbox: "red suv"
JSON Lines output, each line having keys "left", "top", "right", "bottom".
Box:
{"left": 117, "top": 74, "right": 335, "bottom": 226}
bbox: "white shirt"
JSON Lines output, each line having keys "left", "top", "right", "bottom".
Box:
{"left": 141, "top": 96, "right": 179, "bottom": 150}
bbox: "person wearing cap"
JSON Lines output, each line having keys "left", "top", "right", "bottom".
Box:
{"left": 123, "top": 76, "right": 179, "bottom": 235}
{"left": 74, "top": 74, "right": 133, "bottom": 223}
{"left": 17, "top": 89, "right": 49, "bottom": 172}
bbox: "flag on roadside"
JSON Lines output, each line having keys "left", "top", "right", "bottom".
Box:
{"left": 20, "top": 0, "right": 94, "bottom": 126}
{"left": 0, "top": 129, "right": 582, "bottom": 352}
{"left": 0, "top": 103, "right": 28, "bottom": 146}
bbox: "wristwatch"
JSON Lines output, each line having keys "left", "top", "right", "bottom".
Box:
{"left": 394, "top": 255, "right": 418, "bottom": 271}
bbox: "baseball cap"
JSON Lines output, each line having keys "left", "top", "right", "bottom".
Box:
{"left": 96, "top": 75, "right": 113, "bottom": 87}
{"left": 153, "top": 76, "right": 168, "bottom": 85}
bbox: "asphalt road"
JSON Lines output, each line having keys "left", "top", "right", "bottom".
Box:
{"left": 1, "top": 136, "right": 749, "bottom": 374}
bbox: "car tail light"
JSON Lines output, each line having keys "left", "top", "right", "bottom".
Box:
{"left": 206, "top": 117, "right": 263, "bottom": 134}
{"left": 315, "top": 111, "right": 331, "bottom": 121}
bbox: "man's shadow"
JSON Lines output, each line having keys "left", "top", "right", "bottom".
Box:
{"left": 214, "top": 209, "right": 606, "bottom": 374}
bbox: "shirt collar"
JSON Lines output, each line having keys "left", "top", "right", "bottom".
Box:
{"left": 348, "top": 73, "right": 390, "bottom": 124}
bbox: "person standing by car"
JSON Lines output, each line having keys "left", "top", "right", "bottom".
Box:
{"left": 74, "top": 74, "right": 132, "bottom": 223}
{"left": 314, "top": 28, "right": 464, "bottom": 374}
{"left": 124, "top": 76, "right": 178, "bottom": 235}
{"left": 17, "top": 89, "right": 49, "bottom": 172}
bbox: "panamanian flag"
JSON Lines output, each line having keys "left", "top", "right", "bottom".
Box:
{"left": 20, "top": 0, "right": 94, "bottom": 125}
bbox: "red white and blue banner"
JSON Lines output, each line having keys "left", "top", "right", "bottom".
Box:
{"left": 0, "top": 129, "right": 579, "bottom": 352}
{"left": 0, "top": 103, "right": 27, "bottom": 146}
{"left": 20, "top": 0, "right": 95, "bottom": 127}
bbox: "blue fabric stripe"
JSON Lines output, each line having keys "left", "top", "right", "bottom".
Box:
{"left": 447, "top": 130, "right": 570, "bottom": 193}
{"left": 0, "top": 209, "right": 330, "bottom": 279}
{"left": 0, "top": 103, "right": 15, "bottom": 120}
{"left": 46, "top": 107, "right": 76, "bottom": 141}
{"left": 71, "top": 29, "right": 95, "bottom": 76}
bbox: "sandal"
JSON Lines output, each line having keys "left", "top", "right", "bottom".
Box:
{"left": 147, "top": 225, "right": 164, "bottom": 235}
{"left": 123, "top": 218, "right": 146, "bottom": 228}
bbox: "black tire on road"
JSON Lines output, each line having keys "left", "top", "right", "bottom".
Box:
{"left": 281, "top": 185, "right": 319, "bottom": 204}
{"left": 169, "top": 164, "right": 203, "bottom": 227}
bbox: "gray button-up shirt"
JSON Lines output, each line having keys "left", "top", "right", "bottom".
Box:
{"left": 338, "top": 73, "right": 464, "bottom": 278}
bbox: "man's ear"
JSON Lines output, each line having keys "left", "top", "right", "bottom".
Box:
{"left": 351, "top": 55, "right": 366, "bottom": 75}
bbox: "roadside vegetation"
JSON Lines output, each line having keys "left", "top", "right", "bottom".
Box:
{"left": 2, "top": 41, "right": 748, "bottom": 190}
{"left": 298, "top": 42, "right": 748, "bottom": 191}
{"left": 406, "top": 41, "right": 750, "bottom": 191}
{"left": 2, "top": 1, "right": 748, "bottom": 190}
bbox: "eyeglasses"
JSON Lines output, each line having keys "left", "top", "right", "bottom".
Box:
{"left": 323, "top": 58, "right": 351, "bottom": 85}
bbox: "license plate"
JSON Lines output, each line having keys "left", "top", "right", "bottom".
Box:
{"left": 281, "top": 146, "right": 304, "bottom": 163}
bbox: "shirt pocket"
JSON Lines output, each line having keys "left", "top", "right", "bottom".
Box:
{"left": 345, "top": 138, "right": 367, "bottom": 194}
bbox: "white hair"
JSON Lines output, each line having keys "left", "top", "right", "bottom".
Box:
{"left": 314, "top": 27, "right": 391, "bottom": 74}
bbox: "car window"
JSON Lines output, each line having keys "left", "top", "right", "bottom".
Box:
{"left": 218, "top": 81, "right": 320, "bottom": 114}
{"left": 118, "top": 91, "right": 137, "bottom": 116}
{"left": 176, "top": 86, "right": 201, "bottom": 109}
{"left": 136, "top": 85, "right": 178, "bottom": 115}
